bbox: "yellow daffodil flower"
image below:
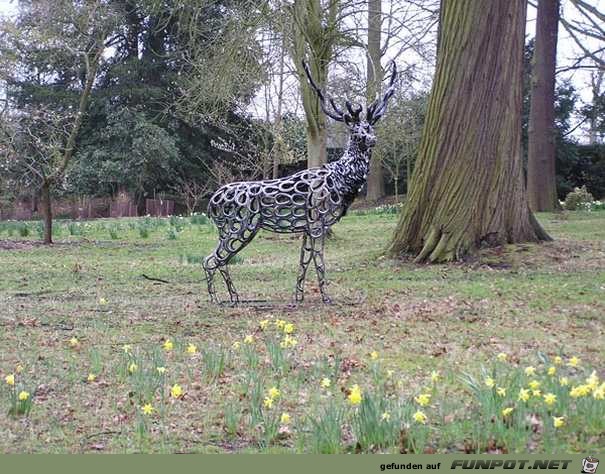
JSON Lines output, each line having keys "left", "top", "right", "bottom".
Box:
{"left": 128, "top": 363, "right": 138, "bottom": 374}
{"left": 18, "top": 390, "right": 29, "bottom": 401}
{"left": 370, "top": 351, "right": 379, "bottom": 360}
{"left": 232, "top": 341, "right": 241, "bottom": 350}
{"left": 69, "top": 337, "right": 79, "bottom": 347}
{"left": 430, "top": 370, "right": 440, "bottom": 383}
{"left": 275, "top": 319, "right": 286, "bottom": 329}
{"left": 547, "top": 366, "right": 556, "bottom": 376}
{"left": 524, "top": 366, "right": 536, "bottom": 376}
{"left": 122, "top": 344, "right": 132, "bottom": 354}
{"left": 320, "top": 378, "right": 331, "bottom": 389}
{"left": 99, "top": 297, "right": 107, "bottom": 305}
{"left": 518, "top": 388, "right": 530, "bottom": 402}
{"left": 501, "top": 407, "right": 514, "bottom": 417}
{"left": 484, "top": 377, "right": 495, "bottom": 388}
{"left": 559, "top": 376, "right": 569, "bottom": 386}
{"left": 553, "top": 356, "right": 563, "bottom": 366}
{"left": 543, "top": 393, "right": 557, "bottom": 406}
{"left": 283, "top": 323, "right": 295, "bottom": 334}
{"left": 87, "top": 373, "right": 96, "bottom": 382}
{"left": 5, "top": 374, "right": 15, "bottom": 386}
{"left": 163, "top": 339, "right": 173, "bottom": 351}
{"left": 243, "top": 335, "right": 254, "bottom": 344}
{"left": 413, "top": 410, "right": 427, "bottom": 424}
{"left": 497, "top": 353, "right": 508, "bottom": 362}
{"left": 593, "top": 383, "right": 605, "bottom": 400}
{"left": 141, "top": 403, "right": 154, "bottom": 415}
{"left": 553, "top": 416, "right": 565, "bottom": 428}
{"left": 348, "top": 384, "right": 363, "bottom": 405}
{"left": 528, "top": 380, "right": 541, "bottom": 390}
{"left": 381, "top": 412, "right": 391, "bottom": 422}
{"left": 586, "top": 371, "right": 599, "bottom": 390}
{"left": 567, "top": 356, "right": 580, "bottom": 368}
{"left": 268, "top": 387, "right": 280, "bottom": 399}
{"left": 170, "top": 384, "right": 183, "bottom": 399}
{"left": 156, "top": 367, "right": 166, "bottom": 375}
{"left": 414, "top": 393, "right": 431, "bottom": 406}
{"left": 259, "top": 319, "right": 269, "bottom": 330}
{"left": 496, "top": 387, "right": 506, "bottom": 397}
{"left": 263, "top": 397, "right": 273, "bottom": 408}
{"left": 280, "top": 412, "right": 291, "bottom": 424}
{"left": 570, "top": 385, "right": 590, "bottom": 398}
{"left": 186, "top": 343, "right": 197, "bottom": 355}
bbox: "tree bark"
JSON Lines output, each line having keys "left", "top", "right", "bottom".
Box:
{"left": 365, "top": 0, "right": 385, "bottom": 201}
{"left": 527, "top": 0, "right": 560, "bottom": 211}
{"left": 389, "top": 0, "right": 551, "bottom": 263}
{"left": 41, "top": 181, "right": 52, "bottom": 245}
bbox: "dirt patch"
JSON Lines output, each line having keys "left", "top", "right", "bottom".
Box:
{"left": 0, "top": 239, "right": 83, "bottom": 251}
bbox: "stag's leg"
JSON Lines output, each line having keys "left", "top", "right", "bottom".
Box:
{"left": 203, "top": 243, "right": 228, "bottom": 304}
{"left": 311, "top": 233, "right": 331, "bottom": 304}
{"left": 294, "top": 233, "right": 313, "bottom": 303}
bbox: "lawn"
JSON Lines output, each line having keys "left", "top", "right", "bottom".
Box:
{"left": 0, "top": 209, "right": 603, "bottom": 453}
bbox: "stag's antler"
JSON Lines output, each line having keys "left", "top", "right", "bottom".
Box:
{"left": 366, "top": 61, "right": 398, "bottom": 125}
{"left": 302, "top": 61, "right": 362, "bottom": 124}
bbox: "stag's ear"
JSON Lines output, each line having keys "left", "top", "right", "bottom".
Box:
{"left": 344, "top": 114, "right": 355, "bottom": 127}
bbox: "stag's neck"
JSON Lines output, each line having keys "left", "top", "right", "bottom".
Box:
{"left": 327, "top": 139, "right": 371, "bottom": 198}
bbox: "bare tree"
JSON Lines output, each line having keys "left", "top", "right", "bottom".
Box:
{"left": 0, "top": 0, "right": 119, "bottom": 243}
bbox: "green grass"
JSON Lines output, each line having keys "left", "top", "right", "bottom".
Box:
{"left": 0, "top": 211, "right": 603, "bottom": 453}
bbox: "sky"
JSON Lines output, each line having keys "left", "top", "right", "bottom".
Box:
{"left": 0, "top": 0, "right": 603, "bottom": 142}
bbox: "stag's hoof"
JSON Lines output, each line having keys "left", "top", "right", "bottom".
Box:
{"left": 321, "top": 295, "right": 333, "bottom": 304}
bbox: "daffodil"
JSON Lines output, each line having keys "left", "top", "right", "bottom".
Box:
{"left": 593, "top": 383, "right": 605, "bottom": 400}
{"left": 156, "top": 367, "right": 166, "bottom": 375}
{"left": 532, "top": 389, "right": 542, "bottom": 397}
{"left": 268, "top": 386, "right": 280, "bottom": 399}
{"left": 381, "top": 412, "right": 391, "bottom": 422}
{"left": 524, "top": 366, "right": 536, "bottom": 376}
{"left": 543, "top": 393, "right": 557, "bottom": 406}
{"left": 170, "top": 384, "right": 183, "bottom": 399}
{"left": 5, "top": 374, "right": 15, "bottom": 386}
{"left": 528, "top": 380, "right": 541, "bottom": 390}
{"left": 497, "top": 353, "right": 508, "bottom": 362}
{"left": 553, "top": 356, "right": 563, "bottom": 366}
{"left": 370, "top": 351, "right": 379, "bottom": 360}
{"left": 348, "top": 384, "right": 363, "bottom": 405}
{"left": 518, "top": 388, "right": 530, "bottom": 402}
{"left": 15, "top": 365, "right": 23, "bottom": 374}
{"left": 430, "top": 370, "right": 440, "bottom": 383}
{"left": 128, "top": 362, "right": 138, "bottom": 374}
{"left": 141, "top": 403, "right": 154, "bottom": 415}
{"left": 414, "top": 393, "right": 431, "bottom": 406}
{"left": 99, "top": 297, "right": 107, "bottom": 305}
{"left": 186, "top": 343, "right": 197, "bottom": 355}
{"left": 387, "top": 370, "right": 394, "bottom": 379}
{"left": 87, "top": 373, "right": 96, "bottom": 382}
{"left": 122, "top": 344, "right": 132, "bottom": 354}
{"left": 586, "top": 371, "right": 599, "bottom": 390}
{"left": 553, "top": 416, "right": 565, "bottom": 428}
{"left": 280, "top": 335, "right": 297, "bottom": 348}
{"left": 283, "top": 323, "right": 295, "bottom": 334}
{"left": 259, "top": 319, "right": 269, "bottom": 330}
{"left": 484, "top": 377, "right": 495, "bottom": 388}
{"left": 18, "top": 390, "right": 29, "bottom": 401}
{"left": 413, "top": 410, "right": 427, "bottom": 424}
{"left": 243, "top": 335, "right": 254, "bottom": 344}
{"left": 280, "top": 412, "right": 291, "bottom": 424}
{"left": 320, "top": 378, "right": 331, "bottom": 389}
{"left": 501, "top": 407, "right": 514, "bottom": 417}
{"left": 263, "top": 397, "right": 274, "bottom": 408}
{"left": 547, "top": 366, "right": 556, "bottom": 376}
{"left": 496, "top": 387, "right": 506, "bottom": 397}
{"left": 567, "top": 356, "right": 580, "bottom": 368}
{"left": 69, "top": 337, "right": 79, "bottom": 347}
{"left": 570, "top": 384, "right": 590, "bottom": 398}
{"left": 232, "top": 341, "right": 241, "bottom": 350}
{"left": 559, "top": 376, "right": 569, "bottom": 386}
{"left": 163, "top": 339, "right": 173, "bottom": 351}
{"left": 275, "top": 319, "right": 286, "bottom": 329}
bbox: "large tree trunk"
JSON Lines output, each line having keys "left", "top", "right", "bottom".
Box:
{"left": 527, "top": 0, "right": 560, "bottom": 211}
{"left": 365, "top": 0, "right": 385, "bottom": 201}
{"left": 389, "top": 0, "right": 551, "bottom": 263}
{"left": 41, "top": 181, "right": 52, "bottom": 245}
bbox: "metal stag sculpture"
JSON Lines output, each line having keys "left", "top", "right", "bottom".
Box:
{"left": 203, "top": 61, "right": 397, "bottom": 304}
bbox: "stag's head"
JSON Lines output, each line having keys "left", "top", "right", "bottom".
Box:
{"left": 303, "top": 61, "right": 397, "bottom": 152}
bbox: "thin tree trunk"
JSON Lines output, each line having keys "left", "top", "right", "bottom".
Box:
{"left": 389, "top": 0, "right": 550, "bottom": 263}
{"left": 273, "top": 29, "right": 287, "bottom": 179}
{"left": 307, "top": 129, "right": 327, "bottom": 168}
{"left": 527, "top": 0, "right": 560, "bottom": 211}
{"left": 589, "top": 69, "right": 604, "bottom": 145}
{"left": 41, "top": 181, "right": 52, "bottom": 245}
{"left": 366, "top": 0, "right": 385, "bottom": 201}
